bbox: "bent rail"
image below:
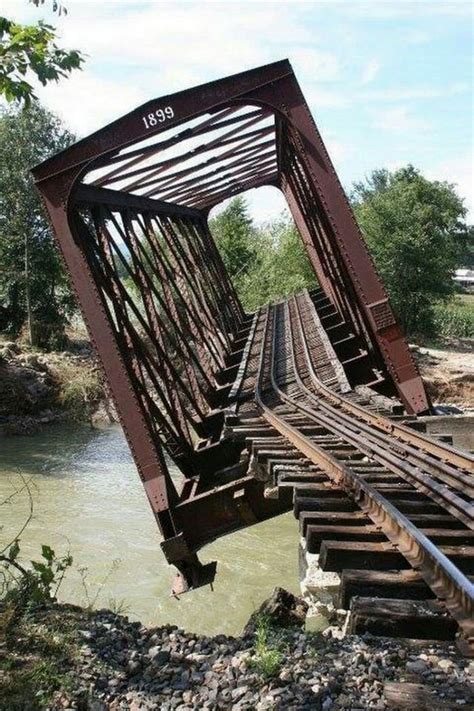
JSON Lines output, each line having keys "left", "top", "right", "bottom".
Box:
{"left": 254, "top": 296, "right": 473, "bottom": 646}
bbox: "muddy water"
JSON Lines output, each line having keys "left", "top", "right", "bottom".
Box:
{"left": 0, "top": 425, "right": 298, "bottom": 635}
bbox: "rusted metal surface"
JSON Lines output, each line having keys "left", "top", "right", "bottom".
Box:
{"left": 35, "top": 60, "right": 473, "bottom": 618}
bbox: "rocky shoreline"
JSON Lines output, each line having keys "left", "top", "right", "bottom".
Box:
{"left": 1, "top": 594, "right": 472, "bottom": 711}
{"left": 0, "top": 339, "right": 116, "bottom": 436}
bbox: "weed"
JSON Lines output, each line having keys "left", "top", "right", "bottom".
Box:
{"left": 0, "top": 653, "right": 73, "bottom": 710}
{"left": 1, "top": 476, "right": 73, "bottom": 621}
{"left": 249, "top": 614, "right": 283, "bottom": 679}
{"left": 108, "top": 596, "right": 131, "bottom": 615}
{"left": 78, "top": 558, "right": 121, "bottom": 611}
{"left": 54, "top": 360, "right": 105, "bottom": 420}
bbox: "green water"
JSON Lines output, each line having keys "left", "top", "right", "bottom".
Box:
{"left": 0, "top": 425, "right": 299, "bottom": 635}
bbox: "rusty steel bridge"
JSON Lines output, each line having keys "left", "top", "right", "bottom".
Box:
{"left": 33, "top": 61, "right": 473, "bottom": 649}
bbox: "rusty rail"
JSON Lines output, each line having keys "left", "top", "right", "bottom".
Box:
{"left": 254, "top": 296, "right": 474, "bottom": 647}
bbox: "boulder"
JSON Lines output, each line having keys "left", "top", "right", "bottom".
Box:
{"left": 242, "top": 587, "right": 308, "bottom": 636}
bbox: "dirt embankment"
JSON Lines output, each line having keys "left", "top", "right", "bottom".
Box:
{"left": 0, "top": 339, "right": 117, "bottom": 436}
{"left": 412, "top": 339, "right": 473, "bottom": 410}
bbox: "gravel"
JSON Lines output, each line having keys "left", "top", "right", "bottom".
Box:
{"left": 44, "top": 606, "right": 473, "bottom": 710}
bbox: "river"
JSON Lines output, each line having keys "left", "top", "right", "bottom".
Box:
{"left": 0, "top": 424, "right": 299, "bottom": 636}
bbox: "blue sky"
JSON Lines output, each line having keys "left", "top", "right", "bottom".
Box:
{"left": 4, "top": 0, "right": 473, "bottom": 219}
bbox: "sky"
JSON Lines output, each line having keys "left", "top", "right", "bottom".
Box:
{"left": 3, "top": 0, "right": 473, "bottom": 220}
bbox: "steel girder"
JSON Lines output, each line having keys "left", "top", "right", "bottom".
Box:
{"left": 32, "top": 59, "right": 429, "bottom": 588}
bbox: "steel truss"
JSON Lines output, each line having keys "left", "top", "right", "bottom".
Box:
{"left": 33, "top": 60, "right": 429, "bottom": 589}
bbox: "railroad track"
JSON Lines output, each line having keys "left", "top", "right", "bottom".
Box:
{"left": 228, "top": 290, "right": 474, "bottom": 650}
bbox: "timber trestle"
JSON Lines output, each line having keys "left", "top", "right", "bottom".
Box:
{"left": 33, "top": 61, "right": 473, "bottom": 648}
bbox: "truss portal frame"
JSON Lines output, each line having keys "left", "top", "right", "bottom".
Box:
{"left": 33, "top": 60, "right": 429, "bottom": 587}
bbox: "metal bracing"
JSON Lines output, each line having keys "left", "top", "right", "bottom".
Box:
{"left": 33, "top": 60, "right": 430, "bottom": 588}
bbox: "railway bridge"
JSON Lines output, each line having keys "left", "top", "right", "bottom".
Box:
{"left": 33, "top": 61, "right": 473, "bottom": 649}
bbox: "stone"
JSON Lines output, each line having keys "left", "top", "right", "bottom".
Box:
{"left": 438, "top": 658, "right": 454, "bottom": 671}
{"left": 231, "top": 686, "right": 248, "bottom": 701}
{"left": 242, "top": 587, "right": 308, "bottom": 635}
{"left": 279, "top": 668, "right": 292, "bottom": 682}
{"left": 148, "top": 647, "right": 170, "bottom": 665}
{"left": 406, "top": 660, "right": 428, "bottom": 675}
{"left": 305, "top": 613, "right": 332, "bottom": 633}
{"left": 88, "top": 701, "right": 107, "bottom": 711}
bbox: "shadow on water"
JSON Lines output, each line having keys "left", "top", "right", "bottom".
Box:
{"left": 0, "top": 424, "right": 298, "bottom": 635}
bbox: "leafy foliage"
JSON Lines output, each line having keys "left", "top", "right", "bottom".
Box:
{"left": 238, "top": 217, "right": 316, "bottom": 311}
{"left": 210, "top": 198, "right": 316, "bottom": 312}
{"left": 210, "top": 196, "right": 256, "bottom": 280}
{"left": 352, "top": 165, "right": 471, "bottom": 337}
{"left": 0, "top": 103, "right": 77, "bottom": 347}
{"left": 0, "top": 14, "right": 83, "bottom": 106}
{"left": 2, "top": 538, "right": 73, "bottom": 608}
{"left": 30, "top": 1, "right": 68, "bottom": 16}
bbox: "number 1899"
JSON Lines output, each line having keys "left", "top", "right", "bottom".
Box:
{"left": 142, "top": 106, "right": 174, "bottom": 129}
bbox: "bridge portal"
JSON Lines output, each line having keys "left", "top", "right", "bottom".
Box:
{"left": 33, "top": 61, "right": 432, "bottom": 593}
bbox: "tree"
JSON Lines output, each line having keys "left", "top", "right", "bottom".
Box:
{"left": 352, "top": 165, "right": 470, "bottom": 337}
{"left": 238, "top": 217, "right": 316, "bottom": 311}
{"left": 1, "top": 4, "right": 83, "bottom": 106}
{"left": 210, "top": 197, "right": 316, "bottom": 312}
{"left": 209, "top": 196, "right": 256, "bottom": 281}
{"left": 0, "top": 103, "right": 76, "bottom": 348}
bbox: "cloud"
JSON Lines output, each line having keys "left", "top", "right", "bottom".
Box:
{"left": 426, "top": 156, "right": 474, "bottom": 219}
{"left": 343, "top": 1, "right": 472, "bottom": 19}
{"left": 360, "top": 59, "right": 380, "bottom": 85}
{"left": 305, "top": 86, "right": 350, "bottom": 109}
{"left": 325, "top": 135, "right": 353, "bottom": 166}
{"left": 3, "top": 1, "right": 344, "bottom": 134}
{"left": 371, "top": 106, "right": 432, "bottom": 133}
{"left": 405, "top": 30, "right": 431, "bottom": 45}
{"left": 37, "top": 72, "right": 149, "bottom": 137}
{"left": 2, "top": 0, "right": 470, "bottom": 219}
{"left": 360, "top": 82, "right": 469, "bottom": 102}
{"left": 291, "top": 47, "right": 341, "bottom": 82}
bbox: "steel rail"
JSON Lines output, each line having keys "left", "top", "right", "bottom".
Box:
{"left": 285, "top": 297, "right": 474, "bottom": 528}
{"left": 300, "top": 290, "right": 474, "bottom": 474}
{"left": 254, "top": 303, "right": 474, "bottom": 646}
{"left": 292, "top": 292, "right": 474, "bottom": 494}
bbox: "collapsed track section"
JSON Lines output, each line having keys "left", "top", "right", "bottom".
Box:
{"left": 34, "top": 61, "right": 450, "bottom": 605}
{"left": 245, "top": 291, "right": 473, "bottom": 646}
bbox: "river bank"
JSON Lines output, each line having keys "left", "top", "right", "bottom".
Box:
{"left": 0, "top": 338, "right": 116, "bottom": 436}
{"left": 0, "top": 332, "right": 472, "bottom": 441}
{"left": 0, "top": 336, "right": 472, "bottom": 438}
{"left": 412, "top": 339, "right": 473, "bottom": 410}
{"left": 1, "top": 596, "right": 472, "bottom": 711}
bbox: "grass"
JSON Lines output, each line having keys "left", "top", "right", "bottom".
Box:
{"left": 433, "top": 293, "right": 474, "bottom": 339}
{"left": 54, "top": 359, "right": 106, "bottom": 420}
{"left": 458, "top": 293, "right": 474, "bottom": 306}
{"left": 249, "top": 615, "right": 283, "bottom": 679}
{"left": 0, "top": 606, "right": 76, "bottom": 710}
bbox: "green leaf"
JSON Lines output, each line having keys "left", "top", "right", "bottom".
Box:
{"left": 8, "top": 539, "right": 20, "bottom": 561}
{"left": 41, "top": 544, "right": 55, "bottom": 562}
